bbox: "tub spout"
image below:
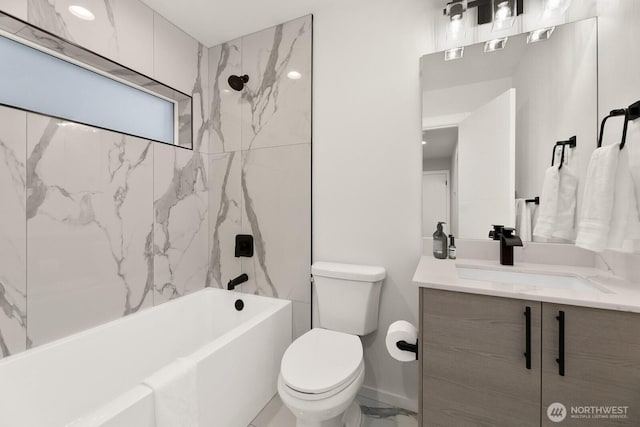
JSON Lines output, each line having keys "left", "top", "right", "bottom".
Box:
{"left": 227, "top": 274, "right": 249, "bottom": 291}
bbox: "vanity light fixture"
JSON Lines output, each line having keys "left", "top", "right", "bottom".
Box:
{"left": 443, "top": 0, "right": 522, "bottom": 26}
{"left": 484, "top": 37, "right": 508, "bottom": 52}
{"left": 492, "top": 0, "right": 516, "bottom": 31}
{"left": 527, "top": 27, "right": 555, "bottom": 43}
{"left": 287, "top": 70, "right": 302, "bottom": 80}
{"left": 68, "top": 5, "right": 95, "bottom": 21}
{"left": 543, "top": 0, "right": 572, "bottom": 17}
{"left": 445, "top": 1, "right": 467, "bottom": 40}
{"left": 444, "top": 46, "right": 464, "bottom": 61}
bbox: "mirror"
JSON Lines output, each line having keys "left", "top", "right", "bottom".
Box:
{"left": 421, "top": 17, "right": 597, "bottom": 242}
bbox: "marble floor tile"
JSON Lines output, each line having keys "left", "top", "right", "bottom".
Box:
{"left": 249, "top": 394, "right": 418, "bottom": 427}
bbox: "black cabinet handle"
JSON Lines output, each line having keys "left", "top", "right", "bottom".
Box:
{"left": 524, "top": 306, "right": 531, "bottom": 370}
{"left": 556, "top": 311, "right": 565, "bottom": 376}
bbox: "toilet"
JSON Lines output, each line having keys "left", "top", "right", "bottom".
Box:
{"left": 278, "top": 262, "right": 386, "bottom": 427}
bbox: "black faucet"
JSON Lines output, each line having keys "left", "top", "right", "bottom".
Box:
{"left": 489, "top": 225, "right": 523, "bottom": 266}
{"left": 227, "top": 273, "right": 248, "bottom": 290}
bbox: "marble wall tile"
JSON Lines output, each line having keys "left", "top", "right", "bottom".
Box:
{"left": 208, "top": 39, "right": 242, "bottom": 154}
{"left": 153, "top": 12, "right": 209, "bottom": 152}
{"left": 26, "top": 113, "right": 153, "bottom": 346}
{"left": 207, "top": 152, "right": 242, "bottom": 289}
{"left": 154, "top": 144, "right": 209, "bottom": 304}
{"left": 240, "top": 144, "right": 311, "bottom": 303}
{"left": 0, "top": 0, "right": 28, "bottom": 20}
{"left": 241, "top": 15, "right": 312, "bottom": 151}
{"left": 0, "top": 106, "right": 27, "bottom": 357}
{"left": 27, "top": 0, "right": 154, "bottom": 77}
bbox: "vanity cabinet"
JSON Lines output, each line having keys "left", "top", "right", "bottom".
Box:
{"left": 541, "top": 303, "right": 640, "bottom": 426}
{"left": 419, "top": 288, "right": 640, "bottom": 427}
{"left": 420, "top": 288, "right": 542, "bottom": 427}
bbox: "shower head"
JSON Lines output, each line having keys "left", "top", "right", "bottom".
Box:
{"left": 228, "top": 74, "right": 249, "bottom": 91}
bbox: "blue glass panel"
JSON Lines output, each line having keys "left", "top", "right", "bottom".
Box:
{"left": 0, "top": 35, "right": 174, "bottom": 144}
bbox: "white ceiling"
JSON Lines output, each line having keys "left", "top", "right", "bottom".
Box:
{"left": 139, "top": 0, "right": 322, "bottom": 46}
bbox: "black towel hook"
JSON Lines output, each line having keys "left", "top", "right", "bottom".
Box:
{"left": 551, "top": 136, "right": 577, "bottom": 169}
{"left": 598, "top": 101, "right": 640, "bottom": 150}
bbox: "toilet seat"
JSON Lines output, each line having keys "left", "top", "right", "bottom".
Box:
{"left": 281, "top": 328, "right": 363, "bottom": 400}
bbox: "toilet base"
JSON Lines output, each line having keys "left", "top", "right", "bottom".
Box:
{"left": 343, "top": 401, "right": 363, "bottom": 427}
{"left": 295, "top": 402, "right": 362, "bottom": 427}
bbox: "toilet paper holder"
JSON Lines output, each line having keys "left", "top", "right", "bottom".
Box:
{"left": 396, "top": 339, "right": 419, "bottom": 360}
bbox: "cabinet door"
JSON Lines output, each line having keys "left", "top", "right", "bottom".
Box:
{"left": 542, "top": 304, "right": 640, "bottom": 426}
{"left": 420, "top": 288, "right": 541, "bottom": 427}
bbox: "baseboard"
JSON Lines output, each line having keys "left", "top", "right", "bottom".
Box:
{"left": 359, "top": 385, "right": 418, "bottom": 413}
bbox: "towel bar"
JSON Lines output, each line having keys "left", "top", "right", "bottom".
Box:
{"left": 551, "top": 136, "right": 577, "bottom": 169}
{"left": 598, "top": 100, "right": 640, "bottom": 150}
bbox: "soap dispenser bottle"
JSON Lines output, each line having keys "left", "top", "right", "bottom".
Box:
{"left": 448, "top": 235, "right": 457, "bottom": 259}
{"left": 433, "top": 222, "right": 448, "bottom": 259}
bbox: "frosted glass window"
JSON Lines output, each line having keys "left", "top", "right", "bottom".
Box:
{"left": 0, "top": 34, "right": 175, "bottom": 144}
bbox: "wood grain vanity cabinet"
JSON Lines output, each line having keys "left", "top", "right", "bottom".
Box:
{"left": 419, "top": 288, "right": 640, "bottom": 427}
{"left": 541, "top": 303, "right": 640, "bottom": 426}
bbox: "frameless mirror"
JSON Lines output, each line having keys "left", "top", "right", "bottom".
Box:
{"left": 421, "top": 17, "right": 597, "bottom": 242}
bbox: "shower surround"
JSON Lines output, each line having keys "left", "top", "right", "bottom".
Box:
{"left": 0, "top": 0, "right": 311, "bottom": 359}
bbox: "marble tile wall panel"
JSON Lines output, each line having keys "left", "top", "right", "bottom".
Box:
{"left": 241, "top": 15, "right": 312, "bottom": 151}
{"left": 208, "top": 39, "right": 242, "bottom": 154}
{"left": 153, "top": 12, "right": 209, "bottom": 152}
{"left": 206, "top": 152, "right": 242, "bottom": 289}
{"left": 26, "top": 0, "right": 154, "bottom": 77}
{"left": 154, "top": 144, "right": 209, "bottom": 304}
{"left": 0, "top": 106, "right": 27, "bottom": 357}
{"left": 0, "top": 0, "right": 27, "bottom": 20}
{"left": 240, "top": 144, "right": 311, "bottom": 304}
{"left": 26, "top": 113, "right": 153, "bottom": 346}
{"left": 207, "top": 16, "right": 312, "bottom": 337}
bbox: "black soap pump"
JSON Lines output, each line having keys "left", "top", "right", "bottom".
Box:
{"left": 433, "top": 222, "right": 448, "bottom": 259}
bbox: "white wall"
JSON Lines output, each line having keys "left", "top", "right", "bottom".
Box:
{"left": 423, "top": 157, "right": 452, "bottom": 172}
{"left": 311, "top": 0, "right": 434, "bottom": 409}
{"left": 513, "top": 19, "right": 598, "bottom": 227}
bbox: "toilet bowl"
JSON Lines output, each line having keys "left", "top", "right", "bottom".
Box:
{"left": 277, "top": 328, "right": 365, "bottom": 427}
{"left": 278, "top": 262, "right": 386, "bottom": 427}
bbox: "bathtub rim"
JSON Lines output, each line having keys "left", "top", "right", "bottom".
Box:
{"left": 0, "top": 288, "right": 291, "bottom": 366}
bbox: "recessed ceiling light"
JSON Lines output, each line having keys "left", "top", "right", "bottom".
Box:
{"left": 287, "top": 71, "right": 302, "bottom": 80}
{"left": 527, "top": 27, "right": 555, "bottom": 43}
{"left": 422, "top": 140, "right": 427, "bottom": 145}
{"left": 69, "top": 5, "right": 95, "bottom": 21}
{"left": 444, "top": 47, "right": 464, "bottom": 61}
{"left": 484, "top": 37, "right": 508, "bottom": 53}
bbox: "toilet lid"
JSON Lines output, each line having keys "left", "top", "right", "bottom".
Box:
{"left": 281, "top": 328, "right": 363, "bottom": 394}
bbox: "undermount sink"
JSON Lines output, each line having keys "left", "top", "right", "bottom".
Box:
{"left": 456, "top": 266, "right": 612, "bottom": 293}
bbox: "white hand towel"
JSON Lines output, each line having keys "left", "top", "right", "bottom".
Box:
{"left": 142, "top": 358, "right": 199, "bottom": 427}
{"left": 576, "top": 144, "right": 620, "bottom": 252}
{"left": 608, "top": 147, "right": 640, "bottom": 252}
{"left": 533, "top": 166, "right": 560, "bottom": 241}
{"left": 515, "top": 199, "right": 532, "bottom": 242}
{"left": 552, "top": 149, "right": 579, "bottom": 241}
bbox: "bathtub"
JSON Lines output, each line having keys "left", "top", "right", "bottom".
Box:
{"left": 0, "top": 288, "right": 292, "bottom": 427}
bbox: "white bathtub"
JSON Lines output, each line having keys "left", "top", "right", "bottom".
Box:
{"left": 0, "top": 288, "right": 292, "bottom": 427}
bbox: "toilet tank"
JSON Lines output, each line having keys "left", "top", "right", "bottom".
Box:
{"left": 312, "top": 262, "right": 386, "bottom": 336}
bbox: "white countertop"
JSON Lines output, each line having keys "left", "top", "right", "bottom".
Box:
{"left": 413, "top": 255, "right": 640, "bottom": 313}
